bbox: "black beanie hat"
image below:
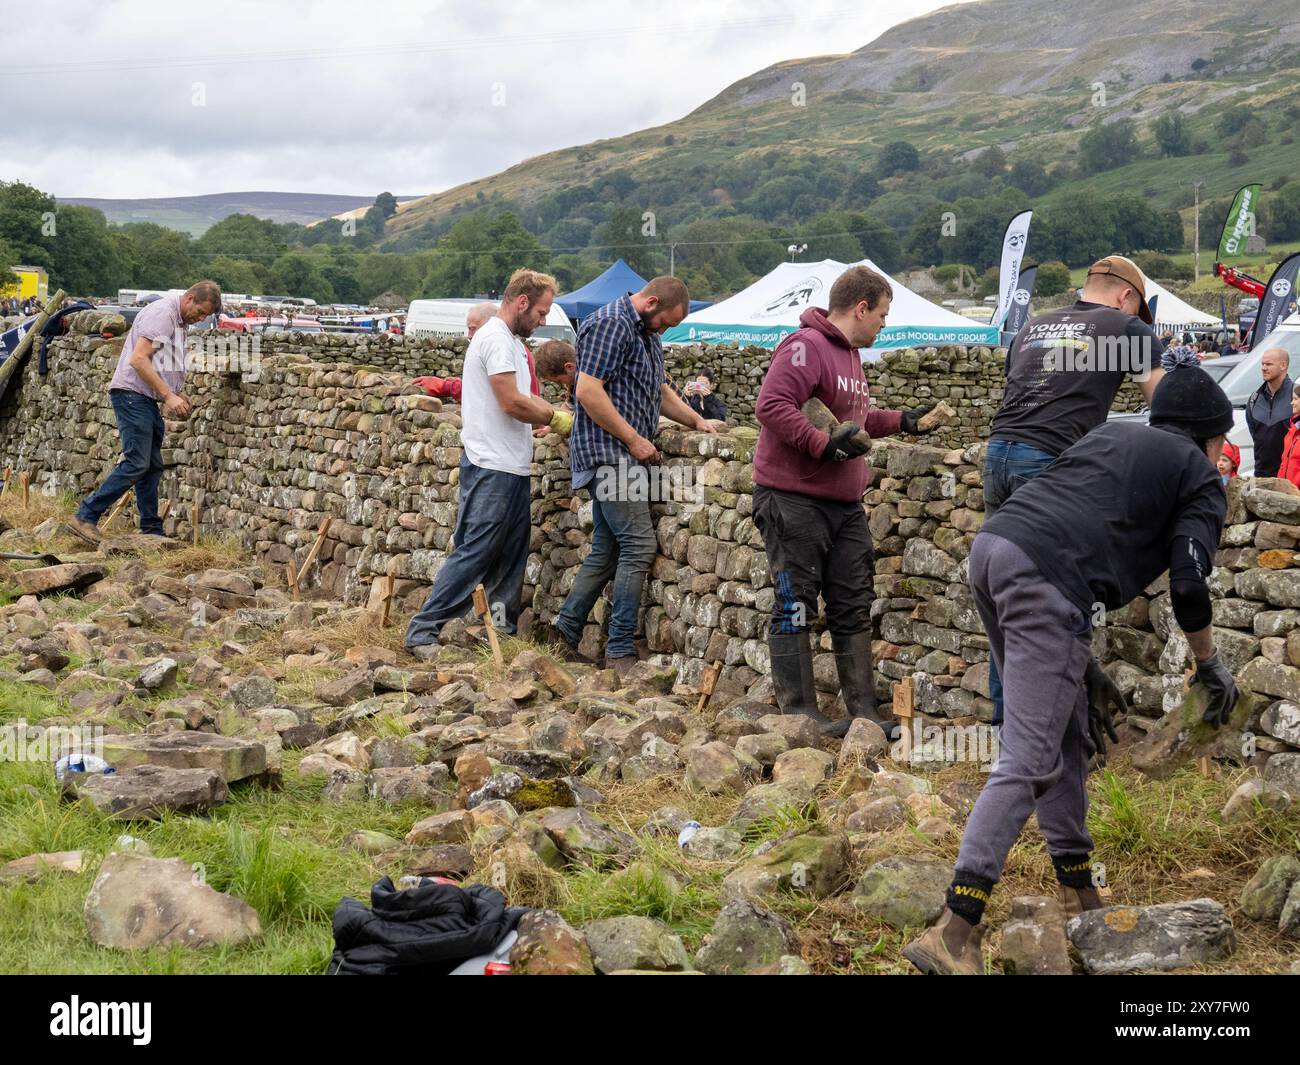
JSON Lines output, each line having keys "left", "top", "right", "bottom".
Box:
{"left": 1149, "top": 366, "right": 1234, "bottom": 439}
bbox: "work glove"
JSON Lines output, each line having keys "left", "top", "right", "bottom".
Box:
{"left": 1192, "top": 653, "right": 1238, "bottom": 728}
{"left": 820, "top": 422, "right": 869, "bottom": 463}
{"left": 549, "top": 409, "right": 574, "bottom": 437}
{"left": 900, "top": 403, "right": 936, "bottom": 434}
{"left": 1082, "top": 657, "right": 1124, "bottom": 762}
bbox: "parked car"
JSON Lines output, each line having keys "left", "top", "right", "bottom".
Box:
{"left": 1108, "top": 313, "right": 1300, "bottom": 474}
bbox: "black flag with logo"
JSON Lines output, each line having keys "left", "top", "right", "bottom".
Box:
{"left": 1249, "top": 252, "right": 1300, "bottom": 349}
{"left": 1000, "top": 265, "right": 1037, "bottom": 343}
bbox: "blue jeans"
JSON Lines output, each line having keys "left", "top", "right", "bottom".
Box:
{"left": 981, "top": 437, "right": 1058, "bottom": 724}
{"left": 76, "top": 389, "right": 166, "bottom": 534}
{"left": 405, "top": 457, "right": 531, "bottom": 647}
{"left": 554, "top": 489, "right": 658, "bottom": 659}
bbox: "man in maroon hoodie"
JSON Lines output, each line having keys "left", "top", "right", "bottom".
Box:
{"left": 753, "top": 265, "right": 937, "bottom": 738}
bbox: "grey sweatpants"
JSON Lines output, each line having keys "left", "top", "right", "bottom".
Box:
{"left": 956, "top": 532, "right": 1095, "bottom": 886}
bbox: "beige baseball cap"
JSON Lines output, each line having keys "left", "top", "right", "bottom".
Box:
{"left": 1087, "top": 254, "right": 1152, "bottom": 324}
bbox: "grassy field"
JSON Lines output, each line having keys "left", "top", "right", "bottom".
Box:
{"left": 1, "top": 497, "right": 1296, "bottom": 975}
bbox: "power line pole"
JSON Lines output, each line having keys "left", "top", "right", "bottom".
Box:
{"left": 1190, "top": 179, "right": 1205, "bottom": 281}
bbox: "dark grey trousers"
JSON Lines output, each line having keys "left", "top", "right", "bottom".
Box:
{"left": 957, "top": 532, "right": 1095, "bottom": 886}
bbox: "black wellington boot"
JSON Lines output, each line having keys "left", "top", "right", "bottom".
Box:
{"left": 767, "top": 631, "right": 836, "bottom": 730}
{"left": 829, "top": 630, "right": 899, "bottom": 741}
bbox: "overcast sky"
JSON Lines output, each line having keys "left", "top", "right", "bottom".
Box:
{"left": 4, "top": 0, "right": 971, "bottom": 200}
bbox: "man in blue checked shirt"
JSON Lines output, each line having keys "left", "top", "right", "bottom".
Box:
{"left": 552, "top": 277, "right": 716, "bottom": 678}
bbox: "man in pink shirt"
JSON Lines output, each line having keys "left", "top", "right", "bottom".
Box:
{"left": 753, "top": 265, "right": 936, "bottom": 738}
{"left": 66, "top": 281, "right": 221, "bottom": 544}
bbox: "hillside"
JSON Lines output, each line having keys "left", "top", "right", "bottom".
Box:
{"left": 59, "top": 191, "right": 421, "bottom": 236}
{"left": 384, "top": 0, "right": 1300, "bottom": 263}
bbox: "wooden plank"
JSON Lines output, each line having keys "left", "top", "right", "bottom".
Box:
{"left": 190, "top": 501, "right": 199, "bottom": 546}
{"left": 290, "top": 517, "right": 333, "bottom": 599}
{"left": 380, "top": 573, "right": 396, "bottom": 627}
{"left": 104, "top": 489, "right": 133, "bottom": 530}
{"left": 696, "top": 660, "right": 722, "bottom": 712}
{"left": 471, "top": 583, "right": 504, "bottom": 666}
{"left": 19, "top": 471, "right": 29, "bottom": 509}
{"left": 0, "top": 466, "right": 11, "bottom": 499}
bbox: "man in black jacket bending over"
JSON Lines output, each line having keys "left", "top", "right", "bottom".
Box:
{"left": 904, "top": 366, "right": 1240, "bottom": 975}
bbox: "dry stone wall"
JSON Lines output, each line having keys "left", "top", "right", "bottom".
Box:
{"left": 2, "top": 318, "right": 1294, "bottom": 762}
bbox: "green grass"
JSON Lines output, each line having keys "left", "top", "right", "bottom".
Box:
{"left": 0, "top": 744, "right": 442, "bottom": 974}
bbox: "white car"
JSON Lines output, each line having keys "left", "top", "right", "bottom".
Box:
{"left": 1108, "top": 313, "right": 1300, "bottom": 475}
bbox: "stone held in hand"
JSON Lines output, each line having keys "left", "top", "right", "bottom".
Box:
{"left": 800, "top": 397, "right": 870, "bottom": 450}
{"left": 917, "top": 400, "right": 955, "bottom": 432}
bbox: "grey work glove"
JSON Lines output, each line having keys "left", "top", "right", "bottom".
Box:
{"left": 1192, "top": 653, "right": 1238, "bottom": 728}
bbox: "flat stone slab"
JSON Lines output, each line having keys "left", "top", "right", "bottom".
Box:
{"left": 1068, "top": 899, "right": 1236, "bottom": 974}
{"left": 98, "top": 534, "right": 182, "bottom": 556}
{"left": 0, "top": 850, "right": 85, "bottom": 884}
{"left": 100, "top": 731, "right": 266, "bottom": 783}
{"left": 14, "top": 563, "right": 106, "bottom": 597}
{"left": 84, "top": 853, "right": 261, "bottom": 949}
{"left": 64, "top": 764, "right": 229, "bottom": 819}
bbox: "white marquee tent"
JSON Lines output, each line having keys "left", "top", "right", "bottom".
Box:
{"left": 662, "top": 259, "right": 1000, "bottom": 353}
{"left": 1142, "top": 275, "right": 1221, "bottom": 333}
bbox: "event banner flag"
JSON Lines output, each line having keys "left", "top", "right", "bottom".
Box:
{"left": 991, "top": 210, "right": 1033, "bottom": 330}
{"left": 1000, "top": 264, "right": 1037, "bottom": 341}
{"left": 1218, "top": 184, "right": 1262, "bottom": 260}
{"left": 1250, "top": 252, "right": 1300, "bottom": 347}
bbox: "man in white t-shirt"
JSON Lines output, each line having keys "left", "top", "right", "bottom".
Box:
{"left": 405, "top": 269, "right": 565, "bottom": 658}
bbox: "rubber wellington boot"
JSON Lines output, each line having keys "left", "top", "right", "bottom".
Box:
{"left": 828, "top": 630, "right": 900, "bottom": 741}
{"left": 767, "top": 631, "right": 836, "bottom": 731}
{"left": 902, "top": 908, "right": 986, "bottom": 975}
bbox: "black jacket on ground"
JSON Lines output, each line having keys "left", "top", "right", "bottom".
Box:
{"left": 327, "top": 877, "right": 524, "bottom": 975}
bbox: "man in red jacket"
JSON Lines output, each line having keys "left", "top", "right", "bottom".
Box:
{"left": 753, "top": 265, "right": 936, "bottom": 738}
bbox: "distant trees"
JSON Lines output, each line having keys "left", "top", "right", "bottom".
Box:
{"left": 1153, "top": 112, "right": 1193, "bottom": 157}
{"left": 1078, "top": 119, "right": 1140, "bottom": 173}
{"left": 877, "top": 140, "right": 920, "bottom": 176}
{"left": 375, "top": 192, "right": 399, "bottom": 218}
{"left": 1034, "top": 261, "right": 1072, "bottom": 295}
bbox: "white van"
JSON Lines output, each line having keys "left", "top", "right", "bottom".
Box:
{"left": 405, "top": 298, "right": 576, "bottom": 345}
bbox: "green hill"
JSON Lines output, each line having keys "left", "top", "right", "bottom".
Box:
{"left": 382, "top": 0, "right": 1300, "bottom": 288}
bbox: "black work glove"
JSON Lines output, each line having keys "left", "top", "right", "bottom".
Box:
{"left": 1082, "top": 657, "right": 1124, "bottom": 762}
{"left": 1192, "top": 653, "right": 1238, "bottom": 728}
{"left": 900, "top": 403, "right": 936, "bottom": 434}
{"left": 820, "top": 422, "right": 869, "bottom": 462}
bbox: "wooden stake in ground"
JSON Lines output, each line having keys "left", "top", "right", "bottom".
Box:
{"left": 190, "top": 501, "right": 199, "bottom": 546}
{"left": 287, "top": 516, "right": 333, "bottom": 601}
{"left": 893, "top": 675, "right": 915, "bottom": 760}
{"left": 19, "top": 471, "right": 29, "bottom": 509}
{"left": 158, "top": 499, "right": 171, "bottom": 524}
{"left": 471, "top": 583, "right": 504, "bottom": 666}
{"left": 104, "top": 489, "right": 133, "bottom": 530}
{"left": 380, "top": 573, "right": 395, "bottom": 627}
{"left": 696, "top": 660, "right": 722, "bottom": 713}
{"left": 0, "top": 466, "right": 11, "bottom": 499}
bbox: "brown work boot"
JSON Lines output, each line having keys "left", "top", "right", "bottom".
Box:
{"left": 1057, "top": 884, "right": 1104, "bottom": 918}
{"left": 605, "top": 655, "right": 640, "bottom": 682}
{"left": 64, "top": 517, "right": 103, "bottom": 546}
{"left": 549, "top": 631, "right": 591, "bottom": 664}
{"left": 902, "top": 908, "right": 985, "bottom": 975}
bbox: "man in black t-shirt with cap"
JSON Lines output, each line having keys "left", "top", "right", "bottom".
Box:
{"left": 982, "top": 254, "right": 1166, "bottom": 726}
{"left": 904, "top": 366, "right": 1239, "bottom": 976}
